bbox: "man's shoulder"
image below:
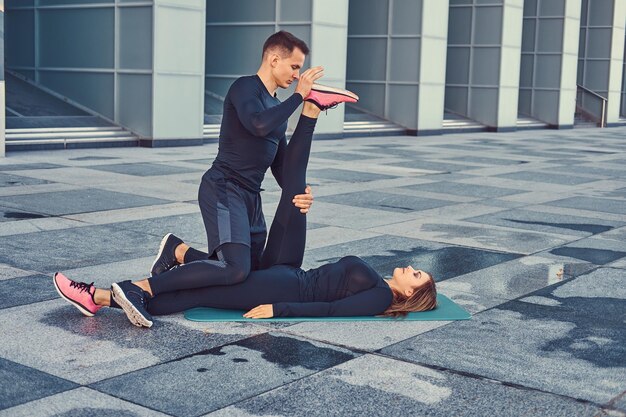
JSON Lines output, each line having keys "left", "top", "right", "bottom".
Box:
{"left": 230, "top": 75, "right": 259, "bottom": 91}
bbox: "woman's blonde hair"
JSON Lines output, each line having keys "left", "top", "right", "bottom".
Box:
{"left": 382, "top": 273, "right": 437, "bottom": 318}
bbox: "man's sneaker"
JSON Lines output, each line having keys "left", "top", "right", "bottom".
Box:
{"left": 304, "top": 84, "right": 359, "bottom": 110}
{"left": 111, "top": 281, "right": 153, "bottom": 328}
{"left": 150, "top": 233, "right": 183, "bottom": 276}
{"left": 53, "top": 272, "right": 102, "bottom": 317}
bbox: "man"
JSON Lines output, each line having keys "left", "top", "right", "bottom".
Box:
{"left": 53, "top": 31, "right": 359, "bottom": 326}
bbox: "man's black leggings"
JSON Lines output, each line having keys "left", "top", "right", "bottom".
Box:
{"left": 146, "top": 115, "right": 316, "bottom": 297}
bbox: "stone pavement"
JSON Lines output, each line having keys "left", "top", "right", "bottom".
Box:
{"left": 0, "top": 127, "right": 625, "bottom": 416}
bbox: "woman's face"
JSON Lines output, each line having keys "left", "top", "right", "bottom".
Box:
{"left": 391, "top": 266, "right": 431, "bottom": 296}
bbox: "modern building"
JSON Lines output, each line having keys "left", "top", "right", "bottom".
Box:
{"left": 2, "top": 0, "right": 625, "bottom": 155}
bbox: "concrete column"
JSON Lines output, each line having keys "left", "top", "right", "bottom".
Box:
{"left": 310, "top": 0, "right": 349, "bottom": 137}
{"left": 559, "top": 0, "right": 583, "bottom": 127}
{"left": 607, "top": 0, "right": 626, "bottom": 123}
{"left": 496, "top": 0, "right": 523, "bottom": 131}
{"left": 146, "top": 0, "right": 205, "bottom": 147}
{"left": 417, "top": 0, "right": 449, "bottom": 135}
{"left": 0, "top": 1, "right": 4, "bottom": 157}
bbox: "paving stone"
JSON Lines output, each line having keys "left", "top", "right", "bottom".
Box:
{"left": 308, "top": 168, "right": 397, "bottom": 182}
{"left": 0, "top": 173, "right": 52, "bottom": 187}
{"left": 495, "top": 171, "right": 598, "bottom": 185}
{"left": 87, "top": 162, "right": 201, "bottom": 176}
{"left": 208, "top": 354, "right": 602, "bottom": 417}
{"left": 317, "top": 190, "right": 454, "bottom": 213}
{"left": 0, "top": 163, "right": 64, "bottom": 170}
{"left": 0, "top": 358, "right": 77, "bottom": 411}
{"left": 302, "top": 235, "right": 521, "bottom": 281}
{"left": 550, "top": 164, "right": 626, "bottom": 179}
{"left": 548, "top": 237, "right": 626, "bottom": 265}
{"left": 0, "top": 274, "right": 59, "bottom": 310}
{"left": 518, "top": 268, "right": 626, "bottom": 322}
{"left": 0, "top": 206, "right": 48, "bottom": 222}
{"left": 0, "top": 300, "right": 266, "bottom": 385}
{"left": 464, "top": 208, "right": 624, "bottom": 237}
{"left": 436, "top": 255, "right": 594, "bottom": 301}
{"left": 403, "top": 181, "right": 525, "bottom": 198}
{"left": 381, "top": 301, "right": 626, "bottom": 404}
{"left": 0, "top": 264, "right": 37, "bottom": 281}
{"left": 369, "top": 219, "right": 574, "bottom": 254}
{"left": 388, "top": 160, "right": 482, "bottom": 172}
{"left": 547, "top": 196, "right": 626, "bottom": 215}
{"left": 0, "top": 189, "right": 172, "bottom": 217}
{"left": 68, "top": 156, "right": 120, "bottom": 161}
{"left": 0, "top": 387, "right": 170, "bottom": 417}
{"left": 92, "top": 333, "right": 357, "bottom": 416}
{"left": 0, "top": 224, "right": 172, "bottom": 272}
{"left": 445, "top": 155, "right": 530, "bottom": 165}
{"left": 311, "top": 151, "right": 375, "bottom": 161}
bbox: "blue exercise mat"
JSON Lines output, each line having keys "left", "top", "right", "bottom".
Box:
{"left": 184, "top": 294, "right": 470, "bottom": 322}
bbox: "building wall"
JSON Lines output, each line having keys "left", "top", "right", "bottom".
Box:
{"left": 5, "top": 0, "right": 154, "bottom": 137}
{"left": 519, "top": 0, "right": 581, "bottom": 127}
{"left": 578, "top": 0, "right": 626, "bottom": 124}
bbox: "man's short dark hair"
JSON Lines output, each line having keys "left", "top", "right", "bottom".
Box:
{"left": 262, "top": 31, "right": 309, "bottom": 58}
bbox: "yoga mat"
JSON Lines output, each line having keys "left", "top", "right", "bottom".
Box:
{"left": 184, "top": 294, "right": 470, "bottom": 322}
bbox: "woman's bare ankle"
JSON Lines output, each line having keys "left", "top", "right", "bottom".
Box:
{"left": 175, "top": 243, "right": 190, "bottom": 264}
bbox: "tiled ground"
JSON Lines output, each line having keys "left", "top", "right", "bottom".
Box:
{"left": 0, "top": 127, "right": 625, "bottom": 416}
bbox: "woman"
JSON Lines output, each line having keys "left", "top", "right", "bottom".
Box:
{"left": 53, "top": 100, "right": 437, "bottom": 327}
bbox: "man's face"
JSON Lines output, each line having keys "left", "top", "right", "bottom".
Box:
{"left": 271, "top": 47, "right": 306, "bottom": 89}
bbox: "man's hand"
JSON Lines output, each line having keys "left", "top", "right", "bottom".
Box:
{"left": 293, "top": 185, "right": 313, "bottom": 214}
{"left": 295, "top": 66, "right": 324, "bottom": 99}
{"left": 243, "top": 304, "right": 274, "bottom": 319}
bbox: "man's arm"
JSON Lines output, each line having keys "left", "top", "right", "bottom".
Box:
{"left": 231, "top": 88, "right": 302, "bottom": 137}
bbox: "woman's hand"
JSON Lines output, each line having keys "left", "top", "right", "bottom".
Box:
{"left": 292, "top": 184, "right": 313, "bottom": 214}
{"left": 243, "top": 304, "right": 274, "bottom": 319}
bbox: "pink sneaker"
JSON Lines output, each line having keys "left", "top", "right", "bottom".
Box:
{"left": 53, "top": 272, "right": 102, "bottom": 317}
{"left": 304, "top": 84, "right": 359, "bottom": 110}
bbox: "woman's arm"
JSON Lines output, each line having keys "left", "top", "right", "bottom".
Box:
{"left": 244, "top": 286, "right": 393, "bottom": 318}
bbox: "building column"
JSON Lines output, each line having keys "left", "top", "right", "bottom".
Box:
{"left": 607, "top": 0, "right": 626, "bottom": 124}
{"left": 0, "top": 1, "right": 5, "bottom": 157}
{"left": 496, "top": 0, "right": 523, "bottom": 131}
{"left": 417, "top": 0, "right": 449, "bottom": 135}
{"left": 144, "top": 0, "right": 205, "bottom": 147}
{"left": 309, "top": 0, "right": 348, "bottom": 137}
{"left": 558, "top": 0, "right": 583, "bottom": 127}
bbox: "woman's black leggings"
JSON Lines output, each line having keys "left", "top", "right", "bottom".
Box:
{"left": 145, "top": 115, "right": 316, "bottom": 307}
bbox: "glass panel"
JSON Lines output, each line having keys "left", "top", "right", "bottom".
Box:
{"left": 5, "top": 9, "right": 35, "bottom": 67}
{"left": 206, "top": 25, "right": 275, "bottom": 75}
{"left": 206, "top": 0, "right": 276, "bottom": 23}
{"left": 476, "top": 0, "right": 503, "bottom": 4}
{"left": 39, "top": 8, "right": 114, "bottom": 68}
{"left": 577, "top": 59, "right": 584, "bottom": 85}
{"left": 205, "top": 77, "right": 237, "bottom": 97}
{"left": 584, "top": 60, "right": 609, "bottom": 93}
{"left": 537, "top": 18, "right": 563, "bottom": 53}
{"left": 119, "top": 7, "right": 152, "bottom": 70}
{"left": 348, "top": 0, "right": 388, "bottom": 35}
{"left": 280, "top": 0, "right": 311, "bottom": 21}
{"left": 471, "top": 47, "right": 500, "bottom": 86}
{"left": 118, "top": 73, "right": 152, "bottom": 137}
{"left": 389, "top": 38, "right": 420, "bottom": 82}
{"left": 524, "top": 0, "right": 537, "bottom": 16}
{"left": 539, "top": 0, "right": 565, "bottom": 16}
{"left": 469, "top": 87, "right": 497, "bottom": 124}
{"left": 346, "top": 38, "right": 386, "bottom": 81}
{"left": 39, "top": 71, "right": 114, "bottom": 118}
{"left": 38, "top": 0, "right": 110, "bottom": 5}
{"left": 450, "top": 0, "right": 472, "bottom": 4}
{"left": 586, "top": 28, "right": 612, "bottom": 59}
{"left": 446, "top": 47, "right": 470, "bottom": 84}
{"left": 387, "top": 84, "right": 418, "bottom": 128}
{"left": 392, "top": 0, "right": 421, "bottom": 35}
{"left": 518, "top": 89, "right": 532, "bottom": 115}
{"left": 588, "top": 0, "right": 614, "bottom": 26}
{"left": 474, "top": 7, "right": 502, "bottom": 45}
{"left": 578, "top": 28, "right": 586, "bottom": 57}
{"left": 447, "top": 6, "right": 472, "bottom": 45}
{"left": 444, "top": 86, "right": 468, "bottom": 115}
{"left": 580, "top": 0, "right": 588, "bottom": 24}
{"left": 347, "top": 82, "right": 385, "bottom": 116}
{"left": 521, "top": 18, "right": 536, "bottom": 52}
{"left": 534, "top": 54, "right": 561, "bottom": 88}
{"left": 6, "top": 0, "right": 35, "bottom": 7}
{"left": 519, "top": 54, "right": 534, "bottom": 87}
